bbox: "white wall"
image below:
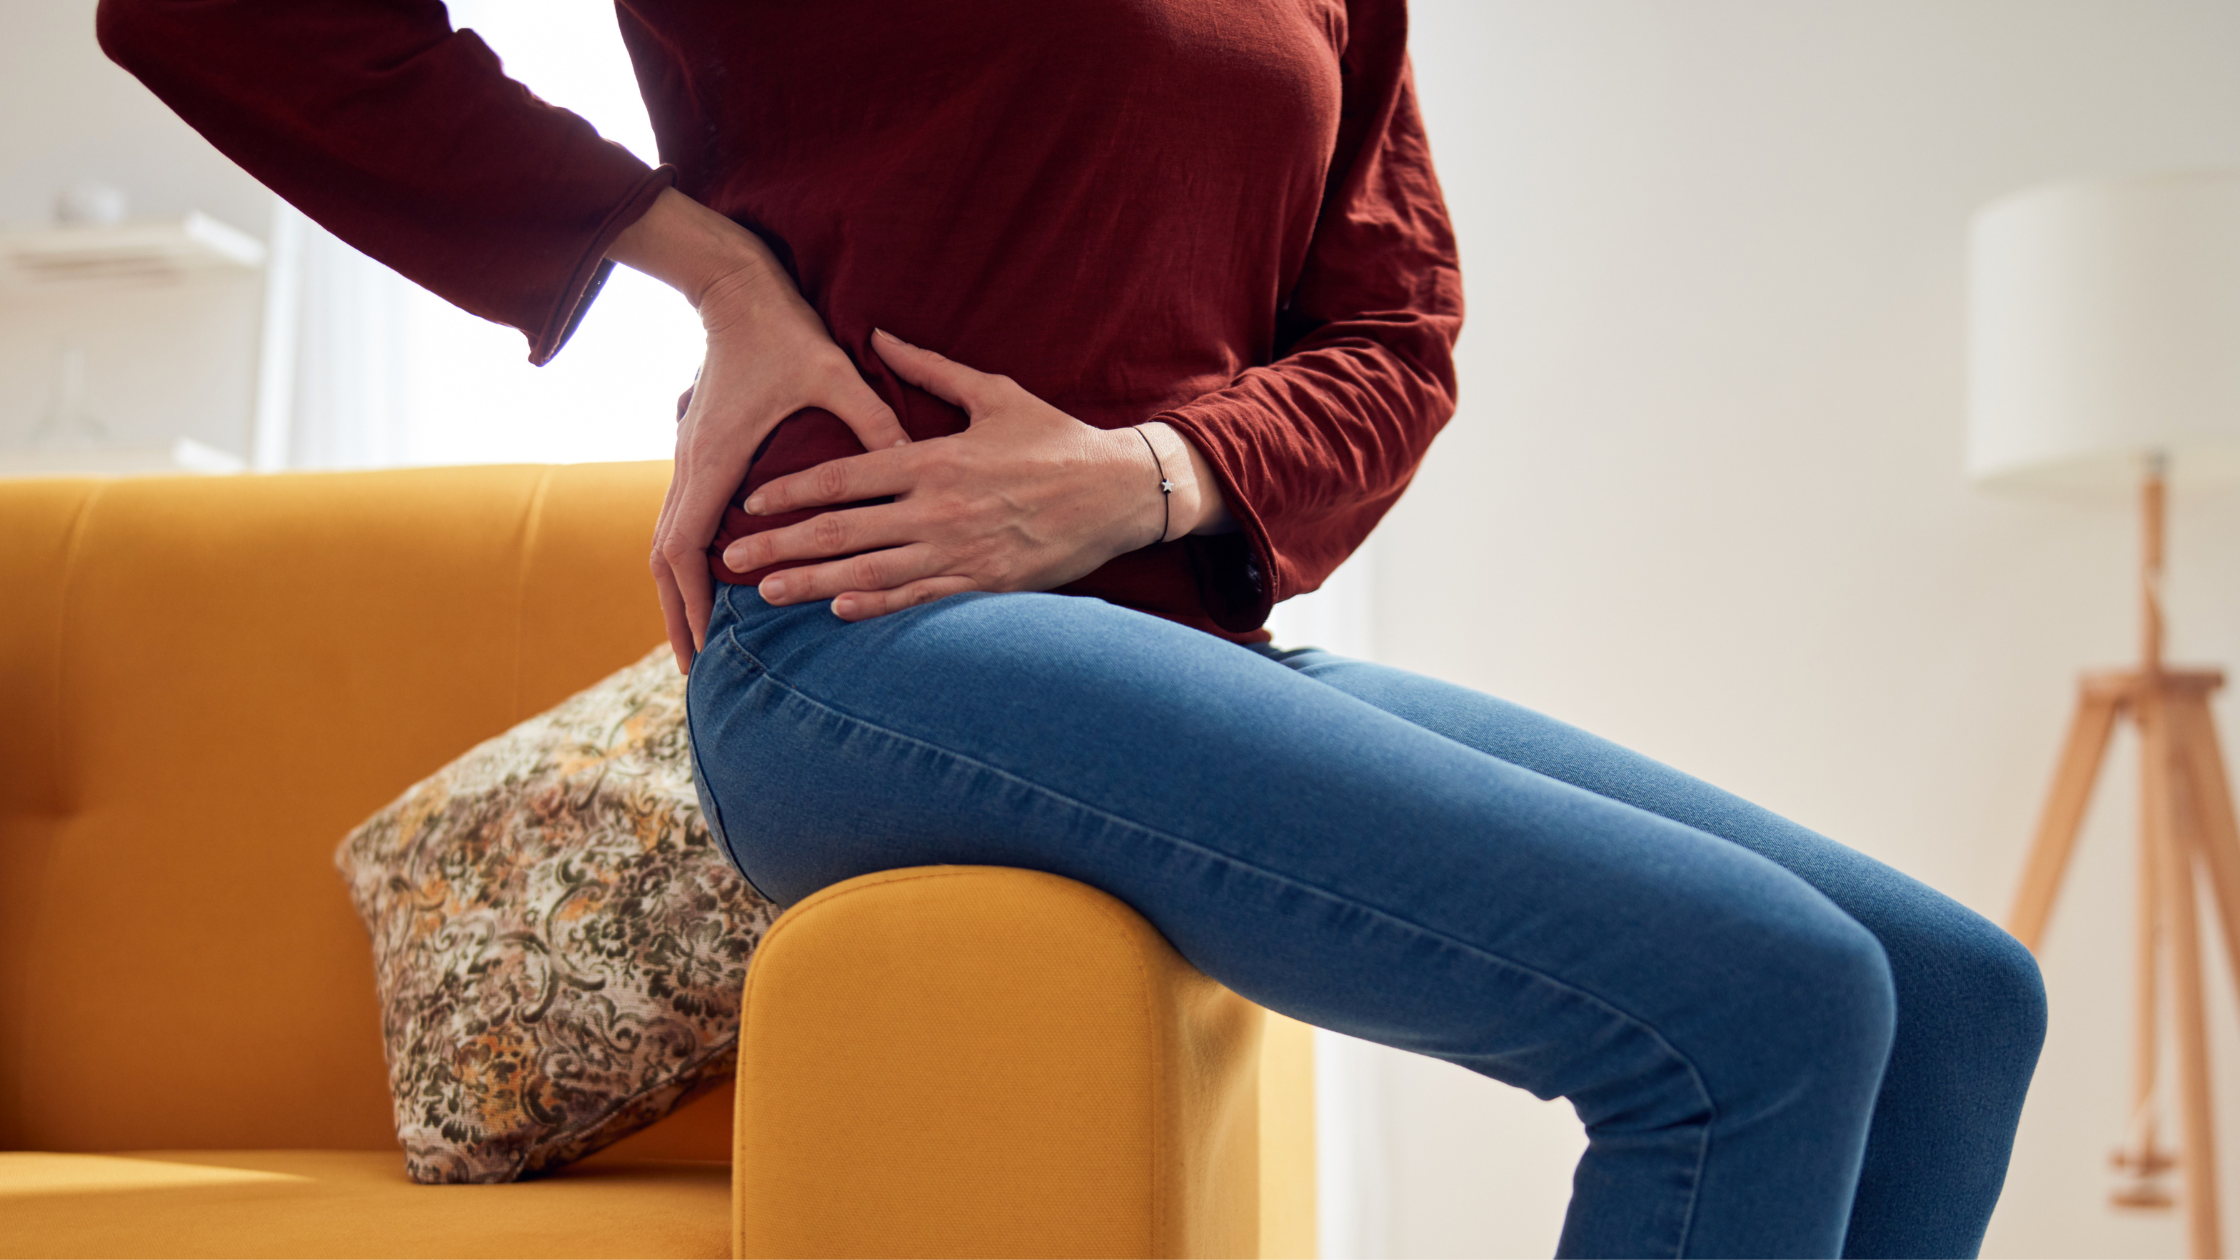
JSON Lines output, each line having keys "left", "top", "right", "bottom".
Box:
{"left": 1379, "top": 2, "right": 2240, "bottom": 1256}
{"left": 0, "top": 0, "right": 270, "bottom": 233}
{"left": 0, "top": 0, "right": 270, "bottom": 460}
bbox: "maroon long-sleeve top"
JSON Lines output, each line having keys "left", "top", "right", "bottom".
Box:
{"left": 100, "top": 0, "right": 1462, "bottom": 641}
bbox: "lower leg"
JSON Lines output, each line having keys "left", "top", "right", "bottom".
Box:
{"left": 1264, "top": 648, "right": 2047, "bottom": 1257}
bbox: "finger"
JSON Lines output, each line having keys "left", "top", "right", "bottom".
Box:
{"left": 755, "top": 543, "right": 944, "bottom": 607}
{"left": 722, "top": 501, "right": 916, "bottom": 573}
{"left": 743, "top": 446, "right": 921, "bottom": 516}
{"left": 871, "top": 328, "right": 1004, "bottom": 413}
{"left": 818, "top": 361, "right": 912, "bottom": 453}
{"left": 832, "top": 576, "right": 978, "bottom": 622}
{"left": 650, "top": 558, "right": 696, "bottom": 673}
{"left": 649, "top": 478, "right": 695, "bottom": 672}
{"left": 683, "top": 555, "right": 716, "bottom": 649}
{"left": 658, "top": 463, "right": 732, "bottom": 651}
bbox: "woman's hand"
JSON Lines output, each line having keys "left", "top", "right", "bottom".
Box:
{"left": 606, "top": 189, "right": 911, "bottom": 671}
{"left": 721, "top": 329, "right": 1233, "bottom": 621}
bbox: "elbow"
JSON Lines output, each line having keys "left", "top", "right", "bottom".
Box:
{"left": 1384, "top": 313, "right": 1462, "bottom": 422}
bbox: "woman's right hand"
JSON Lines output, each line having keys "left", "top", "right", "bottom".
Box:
{"left": 606, "top": 189, "right": 910, "bottom": 672}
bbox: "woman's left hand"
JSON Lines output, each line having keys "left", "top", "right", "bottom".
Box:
{"left": 723, "top": 328, "right": 1231, "bottom": 620}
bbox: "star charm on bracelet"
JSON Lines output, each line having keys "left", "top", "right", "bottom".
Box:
{"left": 1134, "top": 425, "right": 1175, "bottom": 544}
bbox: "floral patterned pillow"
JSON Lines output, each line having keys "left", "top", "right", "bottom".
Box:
{"left": 336, "top": 645, "right": 777, "bottom": 1184}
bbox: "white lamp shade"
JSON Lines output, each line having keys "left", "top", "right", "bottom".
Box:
{"left": 1968, "top": 170, "right": 2240, "bottom": 499}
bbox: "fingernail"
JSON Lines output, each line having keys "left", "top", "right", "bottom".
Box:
{"left": 873, "top": 327, "right": 904, "bottom": 344}
{"left": 833, "top": 596, "right": 856, "bottom": 617}
{"left": 744, "top": 494, "right": 766, "bottom": 514}
{"left": 760, "top": 577, "right": 786, "bottom": 601}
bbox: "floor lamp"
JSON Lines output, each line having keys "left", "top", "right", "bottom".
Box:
{"left": 1970, "top": 170, "right": 2240, "bottom": 1260}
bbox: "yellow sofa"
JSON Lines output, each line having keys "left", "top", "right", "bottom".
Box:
{"left": 0, "top": 462, "right": 1315, "bottom": 1259}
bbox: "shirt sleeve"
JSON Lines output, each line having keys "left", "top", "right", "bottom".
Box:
{"left": 96, "top": 0, "right": 674, "bottom": 364}
{"left": 1154, "top": 0, "right": 1463, "bottom": 633}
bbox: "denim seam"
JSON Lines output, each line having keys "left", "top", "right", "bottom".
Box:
{"left": 726, "top": 627, "right": 1715, "bottom": 1254}
{"left": 685, "top": 680, "right": 777, "bottom": 904}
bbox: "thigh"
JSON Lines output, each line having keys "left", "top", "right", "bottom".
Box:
{"left": 689, "top": 587, "right": 1886, "bottom": 1098}
{"left": 692, "top": 591, "right": 1912, "bottom": 1255}
{"left": 1255, "top": 646, "right": 2026, "bottom": 987}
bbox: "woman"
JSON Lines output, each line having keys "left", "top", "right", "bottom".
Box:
{"left": 101, "top": 2, "right": 2045, "bottom": 1254}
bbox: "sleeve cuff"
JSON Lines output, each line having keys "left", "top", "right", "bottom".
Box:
{"left": 524, "top": 162, "right": 678, "bottom": 365}
{"left": 1155, "top": 407, "right": 1278, "bottom": 635}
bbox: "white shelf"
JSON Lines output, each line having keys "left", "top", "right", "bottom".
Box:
{"left": 0, "top": 213, "right": 266, "bottom": 290}
{"left": 0, "top": 439, "right": 247, "bottom": 479}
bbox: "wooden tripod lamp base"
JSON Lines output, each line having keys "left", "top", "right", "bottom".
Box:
{"left": 2007, "top": 470, "right": 2240, "bottom": 1260}
{"left": 1971, "top": 168, "right": 2240, "bottom": 1260}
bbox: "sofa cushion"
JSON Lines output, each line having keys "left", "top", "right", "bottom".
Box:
{"left": 0, "top": 1150, "right": 726, "bottom": 1259}
{"left": 1, "top": 463, "right": 677, "bottom": 1155}
{"left": 336, "top": 646, "right": 776, "bottom": 1184}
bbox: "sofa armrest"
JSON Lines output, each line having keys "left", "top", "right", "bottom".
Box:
{"left": 732, "top": 865, "right": 1308, "bottom": 1259}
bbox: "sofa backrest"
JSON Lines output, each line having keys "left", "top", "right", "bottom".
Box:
{"left": 0, "top": 462, "right": 694, "bottom": 1154}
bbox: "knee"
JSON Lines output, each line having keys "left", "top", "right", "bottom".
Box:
{"left": 1987, "top": 924, "right": 2049, "bottom": 1051}
{"left": 1563, "top": 899, "right": 1895, "bottom": 1142}
{"left": 1793, "top": 909, "right": 1899, "bottom": 1053}
{"left": 1917, "top": 910, "right": 2048, "bottom": 1067}
{"left": 1725, "top": 907, "right": 1899, "bottom": 1088}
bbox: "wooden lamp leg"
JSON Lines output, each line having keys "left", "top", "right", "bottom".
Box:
{"left": 2160, "top": 711, "right": 2224, "bottom": 1259}
{"left": 2172, "top": 692, "right": 2240, "bottom": 997}
{"left": 2168, "top": 686, "right": 2239, "bottom": 1259}
{"left": 2009, "top": 680, "right": 2126, "bottom": 953}
{"left": 2113, "top": 689, "right": 2173, "bottom": 1208}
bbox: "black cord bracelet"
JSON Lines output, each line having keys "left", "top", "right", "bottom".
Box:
{"left": 1134, "top": 426, "right": 1174, "bottom": 545}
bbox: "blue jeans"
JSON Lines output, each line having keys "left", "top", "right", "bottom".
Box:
{"left": 686, "top": 585, "right": 2044, "bottom": 1259}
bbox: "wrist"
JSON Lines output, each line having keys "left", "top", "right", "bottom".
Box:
{"left": 1130, "top": 422, "right": 1234, "bottom": 541}
{"left": 606, "top": 187, "right": 785, "bottom": 317}
{"left": 1119, "top": 425, "right": 1178, "bottom": 547}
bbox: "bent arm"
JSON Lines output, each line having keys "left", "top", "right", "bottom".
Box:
{"left": 1156, "top": 0, "right": 1463, "bottom": 632}
{"left": 97, "top": 0, "right": 671, "bottom": 363}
